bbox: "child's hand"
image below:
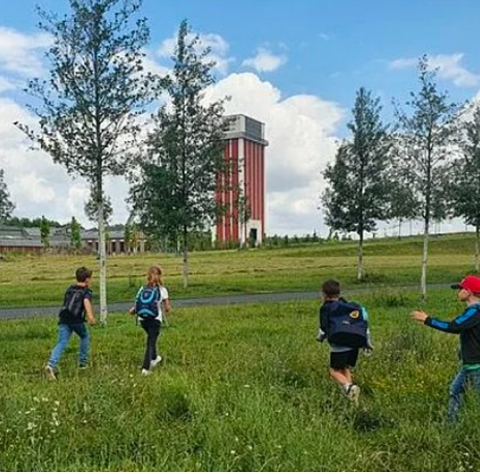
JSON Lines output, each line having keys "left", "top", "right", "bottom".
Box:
{"left": 87, "top": 317, "right": 96, "bottom": 326}
{"left": 316, "top": 329, "right": 327, "bottom": 343}
{"left": 129, "top": 307, "right": 136, "bottom": 315}
{"left": 411, "top": 310, "right": 428, "bottom": 323}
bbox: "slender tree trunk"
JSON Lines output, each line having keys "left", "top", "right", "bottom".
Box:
{"left": 182, "top": 225, "right": 189, "bottom": 289}
{"left": 421, "top": 216, "right": 429, "bottom": 300}
{"left": 98, "top": 197, "right": 108, "bottom": 325}
{"left": 475, "top": 223, "right": 479, "bottom": 273}
{"left": 398, "top": 219, "right": 402, "bottom": 240}
{"left": 357, "top": 229, "right": 364, "bottom": 281}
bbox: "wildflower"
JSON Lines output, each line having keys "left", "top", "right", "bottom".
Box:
{"left": 230, "top": 450, "right": 236, "bottom": 455}
{"left": 33, "top": 397, "right": 40, "bottom": 403}
{"left": 54, "top": 401, "right": 60, "bottom": 406}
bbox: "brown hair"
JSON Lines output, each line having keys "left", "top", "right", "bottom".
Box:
{"left": 322, "top": 279, "right": 341, "bottom": 298}
{"left": 76, "top": 266, "right": 92, "bottom": 283}
{"left": 146, "top": 265, "right": 164, "bottom": 287}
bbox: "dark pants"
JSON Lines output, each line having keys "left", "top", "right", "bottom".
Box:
{"left": 140, "top": 319, "right": 161, "bottom": 370}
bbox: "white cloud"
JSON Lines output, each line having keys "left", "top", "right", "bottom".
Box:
{"left": 204, "top": 72, "right": 344, "bottom": 235}
{"left": 157, "top": 31, "right": 233, "bottom": 76}
{"left": 390, "top": 53, "right": 480, "bottom": 87}
{"left": 0, "top": 27, "right": 52, "bottom": 77}
{"left": 242, "top": 48, "right": 287, "bottom": 73}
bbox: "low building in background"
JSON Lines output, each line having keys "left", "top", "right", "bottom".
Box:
{"left": 0, "top": 225, "right": 146, "bottom": 254}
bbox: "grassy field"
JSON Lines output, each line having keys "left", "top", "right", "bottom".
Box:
{"left": 1, "top": 288, "right": 480, "bottom": 471}
{"left": 0, "top": 233, "right": 479, "bottom": 308}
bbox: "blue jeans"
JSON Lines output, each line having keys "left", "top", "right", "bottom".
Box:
{"left": 447, "top": 367, "right": 480, "bottom": 423}
{"left": 48, "top": 323, "right": 89, "bottom": 369}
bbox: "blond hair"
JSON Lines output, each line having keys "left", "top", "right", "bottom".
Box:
{"left": 146, "top": 265, "right": 164, "bottom": 287}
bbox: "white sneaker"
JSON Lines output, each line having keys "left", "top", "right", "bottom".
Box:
{"left": 150, "top": 355, "right": 162, "bottom": 369}
{"left": 347, "top": 384, "right": 360, "bottom": 405}
{"left": 141, "top": 369, "right": 152, "bottom": 376}
{"left": 44, "top": 365, "right": 57, "bottom": 381}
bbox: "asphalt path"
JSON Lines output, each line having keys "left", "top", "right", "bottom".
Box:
{"left": 0, "top": 283, "right": 450, "bottom": 321}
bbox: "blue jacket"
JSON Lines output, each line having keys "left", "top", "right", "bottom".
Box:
{"left": 425, "top": 304, "right": 480, "bottom": 365}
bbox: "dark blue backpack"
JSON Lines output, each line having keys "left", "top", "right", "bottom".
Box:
{"left": 135, "top": 286, "right": 161, "bottom": 318}
{"left": 327, "top": 300, "right": 368, "bottom": 348}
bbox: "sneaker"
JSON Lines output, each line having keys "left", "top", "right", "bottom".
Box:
{"left": 141, "top": 369, "right": 152, "bottom": 376}
{"left": 347, "top": 384, "right": 360, "bottom": 405}
{"left": 44, "top": 365, "right": 57, "bottom": 381}
{"left": 78, "top": 364, "right": 87, "bottom": 369}
{"left": 150, "top": 355, "right": 162, "bottom": 369}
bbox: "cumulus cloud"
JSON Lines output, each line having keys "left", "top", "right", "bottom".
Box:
{"left": 390, "top": 53, "right": 480, "bottom": 87}
{"left": 204, "top": 72, "right": 344, "bottom": 235}
{"left": 157, "top": 31, "right": 234, "bottom": 76}
{"left": 0, "top": 26, "right": 52, "bottom": 77}
{"left": 242, "top": 47, "right": 287, "bottom": 73}
{"left": 0, "top": 22, "right": 345, "bottom": 236}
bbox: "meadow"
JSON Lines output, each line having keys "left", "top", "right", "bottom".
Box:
{"left": 1, "top": 289, "right": 480, "bottom": 471}
{"left": 0, "top": 232, "right": 479, "bottom": 308}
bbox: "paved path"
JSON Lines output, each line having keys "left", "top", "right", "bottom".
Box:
{"left": 0, "top": 283, "right": 450, "bottom": 321}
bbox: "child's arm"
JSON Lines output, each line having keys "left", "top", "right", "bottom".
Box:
{"left": 412, "top": 307, "right": 480, "bottom": 333}
{"left": 362, "top": 307, "right": 373, "bottom": 350}
{"left": 162, "top": 298, "right": 171, "bottom": 313}
{"left": 84, "top": 298, "right": 96, "bottom": 326}
{"left": 317, "top": 306, "right": 328, "bottom": 342}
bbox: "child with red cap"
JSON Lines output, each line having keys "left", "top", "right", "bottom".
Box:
{"left": 411, "top": 275, "right": 480, "bottom": 423}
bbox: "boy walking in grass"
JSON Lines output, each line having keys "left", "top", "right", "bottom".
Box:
{"left": 412, "top": 275, "right": 480, "bottom": 423}
{"left": 317, "top": 279, "right": 372, "bottom": 404}
{"left": 45, "top": 267, "right": 96, "bottom": 380}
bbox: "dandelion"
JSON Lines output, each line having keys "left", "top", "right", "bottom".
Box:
{"left": 244, "top": 384, "right": 251, "bottom": 388}
{"left": 247, "top": 445, "right": 253, "bottom": 451}
{"left": 230, "top": 450, "right": 236, "bottom": 455}
{"left": 54, "top": 401, "right": 60, "bottom": 406}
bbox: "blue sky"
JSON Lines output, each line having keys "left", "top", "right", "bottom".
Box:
{"left": 1, "top": 0, "right": 479, "bottom": 235}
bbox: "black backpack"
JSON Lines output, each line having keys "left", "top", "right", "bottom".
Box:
{"left": 59, "top": 287, "right": 85, "bottom": 321}
{"left": 326, "top": 300, "right": 368, "bottom": 348}
{"left": 135, "top": 286, "right": 161, "bottom": 319}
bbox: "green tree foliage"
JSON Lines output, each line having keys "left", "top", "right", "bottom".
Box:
{"left": 40, "top": 215, "right": 50, "bottom": 249}
{"left": 0, "top": 169, "right": 15, "bottom": 224}
{"left": 130, "top": 19, "right": 230, "bottom": 288}
{"left": 16, "top": 0, "right": 157, "bottom": 323}
{"left": 70, "top": 216, "right": 82, "bottom": 250}
{"left": 448, "top": 103, "right": 480, "bottom": 272}
{"left": 322, "top": 87, "right": 391, "bottom": 280}
{"left": 394, "top": 55, "right": 460, "bottom": 299}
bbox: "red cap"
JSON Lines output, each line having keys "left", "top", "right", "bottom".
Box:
{"left": 451, "top": 275, "right": 480, "bottom": 294}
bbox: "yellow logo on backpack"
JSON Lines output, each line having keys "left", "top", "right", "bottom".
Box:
{"left": 350, "top": 310, "right": 360, "bottom": 319}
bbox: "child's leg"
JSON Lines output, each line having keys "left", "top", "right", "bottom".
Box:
{"left": 330, "top": 352, "right": 351, "bottom": 389}
{"left": 447, "top": 368, "right": 468, "bottom": 423}
{"left": 329, "top": 367, "right": 350, "bottom": 386}
{"left": 48, "top": 324, "right": 73, "bottom": 369}
{"left": 72, "top": 323, "right": 90, "bottom": 367}
{"left": 141, "top": 320, "right": 160, "bottom": 370}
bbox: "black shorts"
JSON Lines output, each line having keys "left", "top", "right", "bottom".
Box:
{"left": 330, "top": 349, "right": 359, "bottom": 370}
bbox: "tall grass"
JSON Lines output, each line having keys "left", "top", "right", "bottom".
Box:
{"left": 0, "top": 289, "right": 479, "bottom": 470}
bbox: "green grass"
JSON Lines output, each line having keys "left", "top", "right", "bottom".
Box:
{"left": 1, "top": 288, "right": 480, "bottom": 471}
{"left": 0, "top": 232, "right": 479, "bottom": 308}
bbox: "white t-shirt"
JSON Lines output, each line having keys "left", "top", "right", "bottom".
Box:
{"left": 157, "top": 286, "right": 169, "bottom": 322}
